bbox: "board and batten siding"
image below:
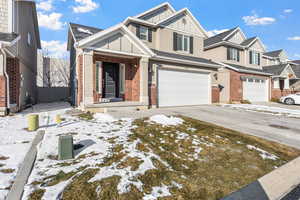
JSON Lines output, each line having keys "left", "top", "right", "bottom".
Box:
{"left": 0, "top": 0, "right": 8, "bottom": 33}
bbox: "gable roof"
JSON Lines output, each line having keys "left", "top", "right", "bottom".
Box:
{"left": 156, "top": 8, "right": 208, "bottom": 37}
{"left": 291, "top": 65, "right": 300, "bottom": 78}
{"left": 263, "top": 50, "right": 284, "bottom": 58}
{"left": 240, "top": 37, "right": 257, "bottom": 46}
{"left": 135, "top": 2, "right": 176, "bottom": 19}
{"left": 223, "top": 63, "right": 271, "bottom": 76}
{"left": 292, "top": 60, "right": 300, "bottom": 65}
{"left": 204, "top": 27, "right": 238, "bottom": 47}
{"left": 69, "top": 23, "right": 103, "bottom": 42}
{"left": 262, "top": 64, "right": 288, "bottom": 76}
{"left": 76, "top": 23, "right": 155, "bottom": 57}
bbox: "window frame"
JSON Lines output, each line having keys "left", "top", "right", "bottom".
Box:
{"left": 228, "top": 47, "right": 239, "bottom": 61}
{"left": 176, "top": 33, "right": 190, "bottom": 52}
{"left": 250, "top": 50, "right": 260, "bottom": 65}
{"left": 139, "top": 26, "right": 148, "bottom": 41}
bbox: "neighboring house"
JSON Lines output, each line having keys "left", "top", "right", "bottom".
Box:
{"left": 262, "top": 50, "right": 300, "bottom": 99}
{"left": 203, "top": 27, "right": 272, "bottom": 103}
{"left": 67, "top": 2, "right": 221, "bottom": 111}
{"left": 0, "top": 0, "right": 40, "bottom": 115}
{"left": 37, "top": 51, "right": 70, "bottom": 87}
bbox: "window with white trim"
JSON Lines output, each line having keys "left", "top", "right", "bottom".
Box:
{"left": 95, "top": 61, "right": 102, "bottom": 92}
{"left": 119, "top": 64, "right": 125, "bottom": 94}
{"left": 139, "top": 26, "right": 148, "bottom": 41}
{"left": 176, "top": 34, "right": 190, "bottom": 52}
{"left": 250, "top": 50, "right": 260, "bottom": 65}
{"left": 227, "top": 47, "right": 240, "bottom": 61}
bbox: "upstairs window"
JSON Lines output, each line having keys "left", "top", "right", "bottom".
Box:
{"left": 249, "top": 51, "right": 260, "bottom": 65}
{"left": 136, "top": 25, "right": 152, "bottom": 42}
{"left": 173, "top": 32, "right": 193, "bottom": 54}
{"left": 227, "top": 47, "right": 240, "bottom": 61}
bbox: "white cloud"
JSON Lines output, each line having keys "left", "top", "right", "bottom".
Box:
{"left": 72, "top": 0, "right": 99, "bottom": 13}
{"left": 207, "top": 29, "right": 229, "bottom": 37}
{"left": 284, "top": 9, "right": 293, "bottom": 13}
{"left": 242, "top": 12, "right": 276, "bottom": 26}
{"left": 38, "top": 12, "right": 64, "bottom": 30}
{"left": 287, "top": 36, "right": 300, "bottom": 41}
{"left": 41, "top": 40, "right": 68, "bottom": 58}
{"left": 37, "top": 0, "right": 53, "bottom": 11}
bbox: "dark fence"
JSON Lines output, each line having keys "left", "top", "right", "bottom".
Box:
{"left": 37, "top": 87, "right": 70, "bottom": 103}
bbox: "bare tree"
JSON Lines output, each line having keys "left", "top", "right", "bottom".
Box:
{"left": 37, "top": 50, "right": 70, "bottom": 88}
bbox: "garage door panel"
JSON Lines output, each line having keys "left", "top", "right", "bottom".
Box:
{"left": 243, "top": 79, "right": 268, "bottom": 102}
{"left": 158, "top": 68, "right": 210, "bottom": 107}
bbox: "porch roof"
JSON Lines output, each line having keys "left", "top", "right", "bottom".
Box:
{"left": 223, "top": 63, "right": 272, "bottom": 76}
{"left": 151, "top": 49, "right": 220, "bottom": 68}
{"left": 262, "top": 64, "right": 288, "bottom": 76}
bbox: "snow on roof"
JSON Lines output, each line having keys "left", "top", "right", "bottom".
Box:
{"left": 77, "top": 27, "right": 93, "bottom": 35}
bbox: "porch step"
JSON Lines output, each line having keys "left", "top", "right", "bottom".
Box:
{"left": 84, "top": 101, "right": 149, "bottom": 113}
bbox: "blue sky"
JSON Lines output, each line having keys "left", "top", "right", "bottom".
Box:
{"left": 37, "top": 0, "right": 300, "bottom": 60}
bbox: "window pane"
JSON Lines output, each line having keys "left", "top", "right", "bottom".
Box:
{"left": 177, "top": 34, "right": 183, "bottom": 51}
{"left": 184, "top": 36, "right": 188, "bottom": 51}
{"left": 139, "top": 26, "right": 148, "bottom": 40}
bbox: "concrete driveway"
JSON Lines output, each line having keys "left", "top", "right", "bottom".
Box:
{"left": 108, "top": 105, "right": 300, "bottom": 149}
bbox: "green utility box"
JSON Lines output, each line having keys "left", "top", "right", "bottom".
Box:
{"left": 28, "top": 114, "right": 39, "bottom": 131}
{"left": 58, "top": 135, "right": 74, "bottom": 160}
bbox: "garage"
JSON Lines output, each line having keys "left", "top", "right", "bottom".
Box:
{"left": 158, "top": 68, "right": 211, "bottom": 107}
{"left": 242, "top": 77, "right": 269, "bottom": 102}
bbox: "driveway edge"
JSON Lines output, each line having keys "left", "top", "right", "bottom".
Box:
{"left": 6, "top": 130, "right": 45, "bottom": 200}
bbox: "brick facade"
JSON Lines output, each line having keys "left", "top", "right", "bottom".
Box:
{"left": 271, "top": 89, "right": 291, "bottom": 99}
{"left": 212, "top": 86, "right": 220, "bottom": 103}
{"left": 92, "top": 54, "right": 140, "bottom": 103}
{"left": 149, "top": 84, "right": 157, "bottom": 106}
{"left": 6, "top": 58, "right": 20, "bottom": 106}
{"left": 229, "top": 70, "right": 271, "bottom": 102}
{"left": 0, "top": 76, "right": 7, "bottom": 107}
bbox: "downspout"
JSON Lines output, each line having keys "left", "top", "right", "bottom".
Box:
{"left": 0, "top": 48, "right": 10, "bottom": 109}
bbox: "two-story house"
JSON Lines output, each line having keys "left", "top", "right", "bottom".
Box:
{"left": 203, "top": 27, "right": 272, "bottom": 103}
{"left": 67, "top": 2, "right": 221, "bottom": 111}
{"left": 262, "top": 50, "right": 300, "bottom": 99}
{"left": 0, "top": 0, "right": 41, "bottom": 115}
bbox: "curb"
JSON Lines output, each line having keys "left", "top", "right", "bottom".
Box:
{"left": 6, "top": 130, "right": 45, "bottom": 200}
{"left": 221, "top": 156, "right": 300, "bottom": 200}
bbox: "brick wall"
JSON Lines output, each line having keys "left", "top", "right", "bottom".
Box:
{"left": 212, "top": 86, "right": 220, "bottom": 103}
{"left": 6, "top": 58, "right": 20, "bottom": 106}
{"left": 0, "top": 0, "right": 8, "bottom": 33}
{"left": 149, "top": 84, "right": 157, "bottom": 106}
{"left": 0, "top": 76, "right": 7, "bottom": 107}
{"left": 271, "top": 89, "right": 291, "bottom": 99}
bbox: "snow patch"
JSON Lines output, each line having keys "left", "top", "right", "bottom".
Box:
{"left": 247, "top": 145, "right": 278, "bottom": 160}
{"left": 149, "top": 115, "right": 184, "bottom": 126}
{"left": 143, "top": 184, "right": 171, "bottom": 200}
{"left": 94, "top": 113, "right": 117, "bottom": 123}
{"left": 77, "top": 27, "right": 93, "bottom": 35}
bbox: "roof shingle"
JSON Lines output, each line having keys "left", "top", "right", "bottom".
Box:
{"left": 262, "top": 64, "right": 287, "bottom": 76}
{"left": 263, "top": 50, "right": 283, "bottom": 58}
{"left": 0, "top": 32, "right": 19, "bottom": 43}
{"left": 69, "top": 23, "right": 102, "bottom": 42}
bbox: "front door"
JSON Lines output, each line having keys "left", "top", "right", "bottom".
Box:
{"left": 103, "top": 62, "right": 119, "bottom": 98}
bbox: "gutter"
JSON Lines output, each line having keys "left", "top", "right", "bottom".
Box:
{"left": 219, "top": 62, "right": 272, "bottom": 76}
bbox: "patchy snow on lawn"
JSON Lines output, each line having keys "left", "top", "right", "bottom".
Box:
{"left": 149, "top": 115, "right": 184, "bottom": 126}
{"left": 0, "top": 102, "right": 71, "bottom": 199}
{"left": 247, "top": 145, "right": 278, "bottom": 160}
{"left": 143, "top": 184, "right": 171, "bottom": 200}
{"left": 222, "top": 104, "right": 300, "bottom": 118}
{"left": 22, "top": 113, "right": 177, "bottom": 199}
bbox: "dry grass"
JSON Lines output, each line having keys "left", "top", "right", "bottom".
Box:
{"left": 28, "top": 189, "right": 45, "bottom": 200}
{"left": 0, "top": 168, "right": 15, "bottom": 174}
{"left": 29, "top": 116, "right": 300, "bottom": 200}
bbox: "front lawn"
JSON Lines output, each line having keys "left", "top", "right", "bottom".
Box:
{"left": 22, "top": 113, "right": 300, "bottom": 200}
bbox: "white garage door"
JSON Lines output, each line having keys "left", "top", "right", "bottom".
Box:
{"left": 243, "top": 78, "right": 269, "bottom": 102}
{"left": 158, "top": 68, "right": 211, "bottom": 107}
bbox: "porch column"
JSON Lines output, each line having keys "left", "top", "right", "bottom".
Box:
{"left": 83, "top": 52, "right": 94, "bottom": 105}
{"left": 139, "top": 57, "right": 149, "bottom": 104}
